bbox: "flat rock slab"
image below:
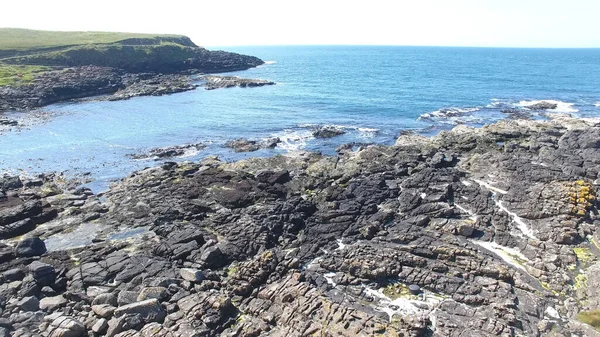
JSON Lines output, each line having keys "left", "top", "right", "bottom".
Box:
{"left": 113, "top": 299, "right": 166, "bottom": 323}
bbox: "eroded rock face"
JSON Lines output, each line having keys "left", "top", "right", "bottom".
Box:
{"left": 1, "top": 117, "right": 600, "bottom": 336}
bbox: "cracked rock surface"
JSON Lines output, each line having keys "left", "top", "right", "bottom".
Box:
{"left": 1, "top": 116, "right": 600, "bottom": 336}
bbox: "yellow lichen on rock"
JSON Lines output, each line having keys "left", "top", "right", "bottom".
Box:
{"left": 574, "top": 247, "right": 596, "bottom": 263}
{"left": 567, "top": 181, "right": 597, "bottom": 217}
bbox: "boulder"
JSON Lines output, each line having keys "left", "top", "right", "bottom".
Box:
{"left": 47, "top": 316, "right": 86, "bottom": 337}
{"left": 117, "top": 291, "right": 139, "bottom": 306}
{"left": 225, "top": 139, "right": 261, "bottom": 152}
{"left": 137, "top": 287, "right": 169, "bottom": 301}
{"left": 2, "top": 268, "right": 25, "bottom": 282}
{"left": 39, "top": 295, "right": 67, "bottom": 311}
{"left": 179, "top": 268, "right": 204, "bottom": 283}
{"left": 17, "top": 296, "right": 40, "bottom": 311}
{"left": 92, "top": 292, "right": 118, "bottom": 306}
{"left": 92, "top": 318, "right": 108, "bottom": 334}
{"left": 28, "top": 261, "right": 56, "bottom": 286}
{"left": 15, "top": 237, "right": 46, "bottom": 257}
{"left": 92, "top": 304, "right": 116, "bottom": 318}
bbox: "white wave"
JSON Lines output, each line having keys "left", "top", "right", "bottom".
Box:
{"left": 271, "top": 129, "right": 313, "bottom": 152}
{"left": 179, "top": 147, "right": 203, "bottom": 158}
{"left": 517, "top": 100, "right": 578, "bottom": 113}
{"left": 297, "top": 124, "right": 379, "bottom": 137}
{"left": 418, "top": 107, "right": 481, "bottom": 120}
{"left": 595, "top": 102, "right": 600, "bottom": 107}
{"left": 264, "top": 61, "right": 277, "bottom": 65}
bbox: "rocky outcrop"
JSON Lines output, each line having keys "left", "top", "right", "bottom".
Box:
{"left": 1, "top": 116, "right": 600, "bottom": 336}
{"left": 525, "top": 101, "right": 558, "bottom": 110}
{"left": 203, "top": 76, "right": 275, "bottom": 90}
{"left": 0, "top": 48, "right": 265, "bottom": 113}
{"left": 312, "top": 125, "right": 346, "bottom": 138}
{"left": 0, "top": 66, "right": 123, "bottom": 112}
{"left": 129, "top": 143, "right": 206, "bottom": 160}
{"left": 224, "top": 138, "right": 281, "bottom": 152}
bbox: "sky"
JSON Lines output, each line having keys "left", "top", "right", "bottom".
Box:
{"left": 2, "top": 0, "right": 599, "bottom": 48}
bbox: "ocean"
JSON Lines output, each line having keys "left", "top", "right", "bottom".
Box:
{"left": 1, "top": 46, "right": 599, "bottom": 190}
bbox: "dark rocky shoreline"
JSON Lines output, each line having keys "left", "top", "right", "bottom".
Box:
{"left": 0, "top": 55, "right": 271, "bottom": 114}
{"left": 1, "top": 115, "right": 600, "bottom": 336}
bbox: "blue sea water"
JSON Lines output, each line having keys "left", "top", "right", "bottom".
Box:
{"left": 1, "top": 46, "right": 600, "bottom": 190}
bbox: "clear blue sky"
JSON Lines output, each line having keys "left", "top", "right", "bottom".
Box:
{"left": 3, "top": 0, "right": 599, "bottom": 48}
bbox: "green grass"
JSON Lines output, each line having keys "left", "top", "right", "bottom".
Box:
{"left": 578, "top": 310, "right": 600, "bottom": 330}
{"left": 0, "top": 28, "right": 188, "bottom": 51}
{"left": 0, "top": 64, "right": 50, "bottom": 86}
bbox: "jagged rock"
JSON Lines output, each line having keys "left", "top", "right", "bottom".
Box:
{"left": 0, "top": 117, "right": 598, "bottom": 336}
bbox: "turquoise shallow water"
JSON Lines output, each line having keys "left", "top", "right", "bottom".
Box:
{"left": 1, "top": 46, "right": 600, "bottom": 189}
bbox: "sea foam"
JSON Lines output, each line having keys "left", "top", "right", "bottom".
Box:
{"left": 517, "top": 100, "right": 578, "bottom": 113}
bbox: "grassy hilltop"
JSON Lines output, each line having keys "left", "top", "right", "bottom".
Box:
{"left": 0, "top": 28, "right": 217, "bottom": 86}
{"left": 0, "top": 28, "right": 191, "bottom": 52}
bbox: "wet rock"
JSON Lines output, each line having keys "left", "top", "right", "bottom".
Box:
{"left": 0, "top": 327, "right": 8, "bottom": 337}
{"left": 263, "top": 137, "right": 282, "bottom": 149}
{"left": 312, "top": 126, "right": 345, "bottom": 138}
{"left": 15, "top": 237, "right": 46, "bottom": 257}
{"left": 526, "top": 101, "right": 558, "bottom": 110}
{"left": 224, "top": 139, "right": 261, "bottom": 152}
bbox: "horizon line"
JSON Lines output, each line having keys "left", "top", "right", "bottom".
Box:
{"left": 207, "top": 44, "right": 600, "bottom": 50}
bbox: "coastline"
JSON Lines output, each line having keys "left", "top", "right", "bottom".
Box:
{"left": 1, "top": 115, "right": 599, "bottom": 336}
